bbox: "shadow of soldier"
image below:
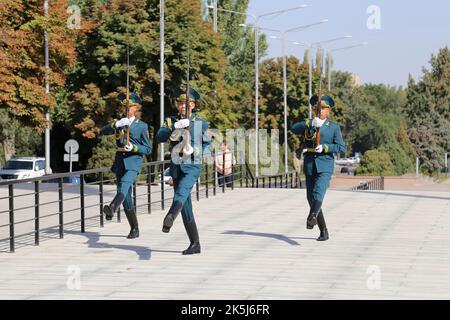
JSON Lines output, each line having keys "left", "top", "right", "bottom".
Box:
{"left": 222, "top": 230, "right": 302, "bottom": 245}
{"left": 55, "top": 229, "right": 182, "bottom": 260}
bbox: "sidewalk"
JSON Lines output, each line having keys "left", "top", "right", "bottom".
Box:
{"left": 0, "top": 188, "right": 449, "bottom": 299}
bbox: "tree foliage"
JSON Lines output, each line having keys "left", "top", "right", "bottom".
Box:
{"left": 355, "top": 149, "right": 395, "bottom": 176}
{"left": 404, "top": 47, "right": 450, "bottom": 174}
{"left": 342, "top": 82, "right": 415, "bottom": 175}
{"left": 0, "top": 1, "right": 447, "bottom": 177}
{"left": 67, "top": 0, "right": 232, "bottom": 169}
{"left": 0, "top": 0, "right": 80, "bottom": 129}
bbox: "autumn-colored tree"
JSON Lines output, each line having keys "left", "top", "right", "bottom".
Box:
{"left": 0, "top": 0, "right": 83, "bottom": 160}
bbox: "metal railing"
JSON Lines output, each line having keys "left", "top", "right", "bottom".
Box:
{"left": 351, "top": 177, "right": 384, "bottom": 191}
{"left": 0, "top": 153, "right": 300, "bottom": 253}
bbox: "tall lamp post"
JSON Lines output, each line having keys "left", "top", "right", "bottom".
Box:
{"left": 267, "top": 20, "right": 328, "bottom": 174}
{"left": 269, "top": 35, "right": 352, "bottom": 118}
{"left": 159, "top": 0, "right": 165, "bottom": 161}
{"left": 209, "top": 5, "right": 309, "bottom": 177}
{"left": 280, "top": 20, "right": 328, "bottom": 174}
{"left": 44, "top": 0, "right": 51, "bottom": 174}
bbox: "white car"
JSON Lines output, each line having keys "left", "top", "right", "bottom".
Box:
{"left": 347, "top": 157, "right": 361, "bottom": 164}
{"left": 335, "top": 158, "right": 349, "bottom": 165}
{"left": 0, "top": 157, "right": 48, "bottom": 181}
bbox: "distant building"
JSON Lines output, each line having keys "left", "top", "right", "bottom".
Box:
{"left": 351, "top": 73, "right": 363, "bottom": 87}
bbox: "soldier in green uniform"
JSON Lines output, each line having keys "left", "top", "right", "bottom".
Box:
{"left": 291, "top": 94, "right": 345, "bottom": 241}
{"left": 155, "top": 86, "right": 211, "bottom": 255}
{"left": 100, "top": 92, "right": 152, "bottom": 239}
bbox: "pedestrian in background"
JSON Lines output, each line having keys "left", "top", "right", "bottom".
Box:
{"left": 216, "top": 141, "right": 235, "bottom": 188}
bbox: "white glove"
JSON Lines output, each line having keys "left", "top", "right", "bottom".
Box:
{"left": 174, "top": 119, "right": 190, "bottom": 129}
{"left": 124, "top": 143, "right": 134, "bottom": 152}
{"left": 312, "top": 117, "right": 325, "bottom": 128}
{"left": 315, "top": 145, "right": 323, "bottom": 153}
{"left": 183, "top": 144, "right": 194, "bottom": 155}
{"left": 115, "top": 117, "right": 131, "bottom": 128}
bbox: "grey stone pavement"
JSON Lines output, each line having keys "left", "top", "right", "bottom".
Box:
{"left": 0, "top": 187, "right": 449, "bottom": 300}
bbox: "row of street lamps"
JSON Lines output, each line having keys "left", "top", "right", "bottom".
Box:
{"left": 208, "top": 3, "right": 367, "bottom": 176}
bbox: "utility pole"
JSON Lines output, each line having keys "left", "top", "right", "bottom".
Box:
{"left": 160, "top": 0, "right": 165, "bottom": 161}
{"left": 44, "top": 0, "right": 52, "bottom": 175}
{"left": 213, "top": 0, "right": 218, "bottom": 32}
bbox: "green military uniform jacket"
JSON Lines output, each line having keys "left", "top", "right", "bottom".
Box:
{"left": 291, "top": 118, "right": 346, "bottom": 174}
{"left": 100, "top": 118, "right": 152, "bottom": 173}
{"left": 155, "top": 113, "right": 211, "bottom": 173}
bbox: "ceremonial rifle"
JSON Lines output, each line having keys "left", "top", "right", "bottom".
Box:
{"left": 305, "top": 47, "right": 325, "bottom": 153}
{"left": 125, "top": 45, "right": 131, "bottom": 146}
{"left": 169, "top": 46, "right": 194, "bottom": 157}
{"left": 182, "top": 46, "right": 194, "bottom": 156}
{"left": 116, "top": 45, "right": 132, "bottom": 153}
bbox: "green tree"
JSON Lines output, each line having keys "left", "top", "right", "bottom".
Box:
{"left": 259, "top": 56, "right": 344, "bottom": 144}
{"left": 405, "top": 47, "right": 450, "bottom": 174}
{"left": 0, "top": 0, "right": 81, "bottom": 160}
{"left": 355, "top": 149, "right": 395, "bottom": 176}
{"left": 68, "top": 0, "right": 232, "bottom": 169}
{"left": 214, "top": 0, "right": 268, "bottom": 130}
{"left": 341, "top": 82, "right": 415, "bottom": 175}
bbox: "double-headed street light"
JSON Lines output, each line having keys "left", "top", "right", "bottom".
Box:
{"left": 268, "top": 34, "right": 352, "bottom": 118}
{"left": 208, "top": 4, "right": 309, "bottom": 177}
{"left": 253, "top": 6, "right": 309, "bottom": 177}
{"left": 267, "top": 20, "right": 329, "bottom": 174}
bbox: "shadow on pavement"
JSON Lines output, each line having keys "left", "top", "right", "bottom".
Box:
{"left": 222, "top": 230, "right": 301, "bottom": 245}
{"left": 345, "top": 190, "right": 450, "bottom": 201}
{"left": 57, "top": 229, "right": 182, "bottom": 260}
{"left": 0, "top": 220, "right": 181, "bottom": 258}
{"left": 0, "top": 219, "right": 100, "bottom": 253}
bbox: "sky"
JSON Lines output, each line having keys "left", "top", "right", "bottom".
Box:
{"left": 245, "top": 0, "right": 450, "bottom": 87}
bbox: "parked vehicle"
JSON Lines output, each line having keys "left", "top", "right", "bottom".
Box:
{"left": 340, "top": 166, "right": 355, "bottom": 175}
{"left": 0, "top": 157, "right": 48, "bottom": 180}
{"left": 335, "top": 158, "right": 349, "bottom": 165}
{"left": 347, "top": 157, "right": 360, "bottom": 164}
{"left": 336, "top": 157, "right": 360, "bottom": 166}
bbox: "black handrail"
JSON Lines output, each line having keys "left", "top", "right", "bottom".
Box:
{"left": 0, "top": 157, "right": 299, "bottom": 253}
{"left": 351, "top": 177, "right": 385, "bottom": 191}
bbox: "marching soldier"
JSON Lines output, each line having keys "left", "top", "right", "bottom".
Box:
{"left": 155, "top": 86, "right": 211, "bottom": 255}
{"left": 100, "top": 92, "right": 152, "bottom": 239}
{"left": 291, "top": 94, "right": 345, "bottom": 241}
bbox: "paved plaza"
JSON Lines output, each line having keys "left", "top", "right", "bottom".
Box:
{"left": 0, "top": 187, "right": 449, "bottom": 299}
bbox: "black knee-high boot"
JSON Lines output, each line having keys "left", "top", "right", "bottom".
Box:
{"left": 124, "top": 208, "right": 139, "bottom": 239}
{"left": 182, "top": 219, "right": 201, "bottom": 255}
{"left": 103, "top": 192, "right": 125, "bottom": 221}
{"left": 162, "top": 201, "right": 183, "bottom": 233}
{"left": 316, "top": 209, "right": 329, "bottom": 241}
{"left": 306, "top": 200, "right": 322, "bottom": 229}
